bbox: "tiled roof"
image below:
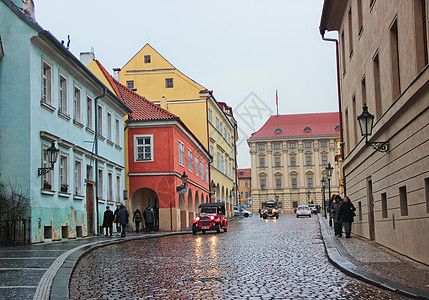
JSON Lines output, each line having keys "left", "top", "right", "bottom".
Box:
{"left": 95, "top": 60, "right": 178, "bottom": 122}
{"left": 238, "top": 168, "right": 251, "bottom": 178}
{"left": 249, "top": 112, "right": 340, "bottom": 140}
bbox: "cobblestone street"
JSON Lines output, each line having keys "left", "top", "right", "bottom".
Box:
{"left": 69, "top": 215, "right": 409, "bottom": 299}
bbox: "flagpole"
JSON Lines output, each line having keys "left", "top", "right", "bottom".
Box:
{"left": 276, "top": 89, "right": 279, "bottom": 116}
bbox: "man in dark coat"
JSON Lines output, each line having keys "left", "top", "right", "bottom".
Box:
{"left": 102, "top": 206, "right": 114, "bottom": 236}
{"left": 331, "top": 195, "right": 343, "bottom": 237}
{"left": 338, "top": 196, "right": 356, "bottom": 238}
{"left": 143, "top": 205, "right": 155, "bottom": 232}
{"left": 117, "top": 204, "right": 129, "bottom": 237}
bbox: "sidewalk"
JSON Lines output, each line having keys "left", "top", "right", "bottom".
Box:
{"left": 318, "top": 214, "right": 429, "bottom": 300}
{"left": 0, "top": 231, "right": 188, "bottom": 300}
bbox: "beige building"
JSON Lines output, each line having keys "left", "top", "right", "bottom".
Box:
{"left": 320, "top": 0, "right": 429, "bottom": 264}
{"left": 247, "top": 113, "right": 341, "bottom": 214}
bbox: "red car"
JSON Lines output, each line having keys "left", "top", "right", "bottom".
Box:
{"left": 192, "top": 202, "right": 228, "bottom": 235}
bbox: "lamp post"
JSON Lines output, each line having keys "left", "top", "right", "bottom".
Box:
{"left": 321, "top": 179, "right": 326, "bottom": 218}
{"left": 357, "top": 104, "right": 389, "bottom": 152}
{"left": 326, "top": 162, "right": 334, "bottom": 205}
{"left": 211, "top": 183, "right": 216, "bottom": 202}
{"left": 307, "top": 190, "right": 311, "bottom": 204}
{"left": 38, "top": 142, "right": 59, "bottom": 176}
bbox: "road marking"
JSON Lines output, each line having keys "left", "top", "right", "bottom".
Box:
{"left": 0, "top": 268, "right": 48, "bottom": 271}
{"left": 0, "top": 286, "right": 37, "bottom": 289}
{"left": 0, "top": 257, "right": 56, "bottom": 260}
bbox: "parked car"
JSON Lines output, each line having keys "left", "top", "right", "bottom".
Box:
{"left": 192, "top": 202, "right": 228, "bottom": 235}
{"left": 307, "top": 204, "right": 317, "bottom": 214}
{"left": 296, "top": 205, "right": 312, "bottom": 218}
{"left": 234, "top": 206, "right": 252, "bottom": 218}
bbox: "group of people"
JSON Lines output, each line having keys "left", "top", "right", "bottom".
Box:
{"left": 327, "top": 194, "right": 356, "bottom": 239}
{"left": 102, "top": 204, "right": 156, "bottom": 237}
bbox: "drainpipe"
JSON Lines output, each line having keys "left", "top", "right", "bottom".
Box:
{"left": 320, "top": 29, "right": 346, "bottom": 196}
{"left": 94, "top": 88, "right": 106, "bottom": 235}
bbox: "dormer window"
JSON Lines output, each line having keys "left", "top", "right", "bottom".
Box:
{"left": 144, "top": 55, "right": 151, "bottom": 63}
{"left": 334, "top": 124, "right": 340, "bottom": 130}
{"left": 303, "top": 126, "right": 312, "bottom": 132}
{"left": 274, "top": 127, "right": 283, "bottom": 133}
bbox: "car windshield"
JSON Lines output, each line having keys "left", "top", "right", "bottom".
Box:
{"left": 298, "top": 206, "right": 309, "bottom": 210}
{"left": 200, "top": 207, "right": 218, "bottom": 214}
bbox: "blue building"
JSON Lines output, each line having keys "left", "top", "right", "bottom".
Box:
{"left": 0, "top": 0, "right": 132, "bottom": 242}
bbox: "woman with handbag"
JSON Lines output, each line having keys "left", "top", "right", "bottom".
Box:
{"left": 338, "top": 196, "right": 356, "bottom": 238}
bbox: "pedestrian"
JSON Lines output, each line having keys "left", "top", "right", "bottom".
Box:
{"left": 133, "top": 206, "right": 142, "bottom": 233}
{"left": 114, "top": 204, "right": 121, "bottom": 235}
{"left": 327, "top": 194, "right": 335, "bottom": 226}
{"left": 331, "top": 195, "right": 343, "bottom": 237}
{"left": 338, "top": 196, "right": 356, "bottom": 238}
{"left": 143, "top": 205, "right": 155, "bottom": 232}
{"left": 117, "top": 204, "right": 129, "bottom": 237}
{"left": 102, "top": 206, "right": 114, "bottom": 236}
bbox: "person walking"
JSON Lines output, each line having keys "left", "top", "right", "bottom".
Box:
{"left": 327, "top": 194, "right": 335, "bottom": 226}
{"left": 117, "top": 204, "right": 129, "bottom": 237}
{"left": 102, "top": 206, "right": 114, "bottom": 236}
{"left": 133, "top": 206, "right": 142, "bottom": 233}
{"left": 338, "top": 196, "right": 356, "bottom": 238}
{"left": 143, "top": 205, "right": 155, "bottom": 233}
{"left": 114, "top": 204, "right": 121, "bottom": 235}
{"left": 331, "top": 195, "right": 343, "bottom": 237}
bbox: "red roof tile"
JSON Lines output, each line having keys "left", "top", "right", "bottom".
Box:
{"left": 238, "top": 168, "right": 251, "bottom": 178}
{"left": 249, "top": 113, "right": 340, "bottom": 140}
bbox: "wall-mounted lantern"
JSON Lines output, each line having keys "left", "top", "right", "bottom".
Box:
{"left": 38, "top": 142, "right": 59, "bottom": 176}
{"left": 357, "top": 104, "right": 389, "bottom": 152}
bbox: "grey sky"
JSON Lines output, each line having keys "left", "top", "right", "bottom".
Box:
{"left": 34, "top": 0, "right": 338, "bottom": 168}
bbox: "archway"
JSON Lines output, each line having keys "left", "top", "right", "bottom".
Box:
{"left": 130, "top": 188, "right": 159, "bottom": 232}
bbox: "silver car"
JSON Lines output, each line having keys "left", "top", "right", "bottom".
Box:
{"left": 296, "top": 205, "right": 312, "bottom": 218}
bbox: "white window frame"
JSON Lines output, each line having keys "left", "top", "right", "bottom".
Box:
{"left": 59, "top": 73, "right": 68, "bottom": 113}
{"left": 41, "top": 145, "right": 54, "bottom": 190}
{"left": 208, "top": 108, "right": 212, "bottom": 124}
{"left": 86, "top": 95, "right": 93, "bottom": 129}
{"left": 178, "top": 141, "right": 185, "bottom": 166}
{"left": 217, "top": 152, "right": 220, "bottom": 170}
{"left": 195, "top": 155, "right": 199, "bottom": 177}
{"left": 205, "top": 165, "right": 209, "bottom": 183}
{"left": 73, "top": 84, "right": 81, "bottom": 122}
{"left": 116, "top": 174, "right": 121, "bottom": 203}
{"left": 188, "top": 149, "right": 192, "bottom": 172}
{"left": 42, "top": 60, "right": 53, "bottom": 105}
{"left": 107, "top": 111, "right": 112, "bottom": 141}
{"left": 108, "top": 171, "right": 113, "bottom": 202}
{"left": 200, "top": 160, "right": 204, "bottom": 180}
{"left": 115, "top": 118, "right": 120, "bottom": 145}
{"left": 134, "top": 134, "right": 154, "bottom": 162}
{"left": 59, "top": 153, "right": 69, "bottom": 193}
{"left": 74, "top": 158, "right": 82, "bottom": 195}
{"left": 97, "top": 104, "right": 103, "bottom": 136}
{"left": 98, "top": 167, "right": 104, "bottom": 198}
{"left": 216, "top": 117, "right": 219, "bottom": 131}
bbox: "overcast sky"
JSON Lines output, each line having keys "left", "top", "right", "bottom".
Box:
{"left": 34, "top": 0, "right": 338, "bottom": 168}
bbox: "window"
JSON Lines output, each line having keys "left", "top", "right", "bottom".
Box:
{"left": 275, "top": 157, "right": 280, "bottom": 167}
{"left": 239, "top": 171, "right": 244, "bottom": 175}
{"left": 245, "top": 192, "right": 248, "bottom": 198}
{"left": 229, "top": 162, "right": 232, "bottom": 178}
{"left": 217, "top": 152, "right": 220, "bottom": 170}
{"left": 73, "top": 86, "right": 81, "bottom": 122}
{"left": 97, "top": 105, "right": 103, "bottom": 136}
{"left": 290, "top": 142, "right": 295, "bottom": 149}
{"left": 220, "top": 122, "right": 223, "bottom": 134}
{"left": 259, "top": 144, "right": 265, "bottom": 150}
{"left": 98, "top": 168, "right": 103, "bottom": 198}
{"left": 195, "top": 155, "right": 199, "bottom": 176}
{"left": 208, "top": 108, "right": 212, "bottom": 123}
{"left": 238, "top": 181, "right": 241, "bottom": 187}
{"left": 135, "top": 135, "right": 153, "bottom": 161}
{"left": 115, "top": 119, "right": 120, "bottom": 145}
{"left": 373, "top": 53, "right": 382, "bottom": 119}
{"left": 59, "top": 75, "right": 67, "bottom": 113}
{"left": 221, "top": 155, "right": 224, "bottom": 173}
{"left": 357, "top": 0, "right": 363, "bottom": 36}
{"left": 42, "top": 146, "right": 54, "bottom": 190}
{"left": 86, "top": 165, "right": 93, "bottom": 181}
{"left": 292, "top": 178, "right": 297, "bottom": 189}
{"left": 348, "top": 7, "right": 353, "bottom": 58}
{"left": 224, "top": 128, "right": 227, "bottom": 139}
{"left": 291, "top": 156, "right": 296, "bottom": 167}
{"left": 390, "top": 19, "right": 401, "bottom": 100}
{"left": 205, "top": 165, "right": 209, "bottom": 183}
{"left": 322, "top": 155, "right": 328, "bottom": 165}
{"left": 352, "top": 95, "right": 358, "bottom": 143}
{"left": 321, "top": 141, "right": 327, "bottom": 147}
{"left": 261, "top": 179, "right": 266, "bottom": 190}
{"left": 276, "top": 178, "right": 281, "bottom": 190}
{"left": 209, "top": 145, "right": 214, "bottom": 166}
{"left": 116, "top": 175, "right": 121, "bottom": 202}
{"left": 341, "top": 30, "right": 346, "bottom": 75}
{"left": 216, "top": 117, "right": 219, "bottom": 131}
{"left": 416, "top": 0, "right": 428, "bottom": 71}
{"left": 165, "top": 78, "right": 173, "bottom": 88}
{"left": 228, "top": 133, "right": 231, "bottom": 145}
{"left": 144, "top": 55, "right": 151, "bottom": 63}
{"left": 42, "top": 61, "right": 52, "bottom": 104}
{"left": 305, "top": 142, "right": 311, "bottom": 148}
{"left": 126, "top": 81, "right": 134, "bottom": 89}
{"left": 308, "top": 177, "right": 313, "bottom": 188}
{"left": 259, "top": 157, "right": 265, "bottom": 168}
{"left": 381, "top": 193, "right": 388, "bottom": 218}
{"left": 200, "top": 161, "right": 204, "bottom": 180}
{"left": 361, "top": 76, "right": 367, "bottom": 107}
{"left": 86, "top": 96, "right": 93, "bottom": 129}
{"left": 274, "top": 143, "right": 280, "bottom": 150}
{"left": 245, "top": 181, "right": 248, "bottom": 187}
{"left": 178, "top": 141, "right": 184, "bottom": 166}
{"left": 399, "top": 186, "right": 408, "bottom": 216}
{"left": 59, "top": 154, "right": 68, "bottom": 193}
{"left": 358, "top": 201, "right": 362, "bottom": 221}
{"left": 74, "top": 160, "right": 82, "bottom": 195}
{"left": 188, "top": 149, "right": 192, "bottom": 171}
{"left": 107, "top": 112, "right": 112, "bottom": 141}
{"left": 306, "top": 156, "right": 312, "bottom": 166}
{"left": 108, "top": 172, "right": 113, "bottom": 201}
{"left": 425, "top": 178, "right": 429, "bottom": 213}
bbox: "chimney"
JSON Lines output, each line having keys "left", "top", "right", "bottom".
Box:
{"left": 79, "top": 52, "right": 95, "bottom": 66}
{"left": 160, "top": 96, "right": 168, "bottom": 110}
{"left": 113, "top": 68, "right": 121, "bottom": 81}
{"left": 23, "top": 0, "right": 35, "bottom": 20}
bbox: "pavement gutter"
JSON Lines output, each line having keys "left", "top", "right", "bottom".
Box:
{"left": 318, "top": 214, "right": 429, "bottom": 300}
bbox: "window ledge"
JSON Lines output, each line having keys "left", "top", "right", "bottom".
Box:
{"left": 107, "top": 139, "right": 114, "bottom": 147}
{"left": 73, "top": 194, "right": 84, "bottom": 200}
{"left": 73, "top": 120, "right": 84, "bottom": 129}
{"left": 115, "top": 145, "right": 122, "bottom": 151}
{"left": 86, "top": 127, "right": 95, "bottom": 135}
{"left": 41, "top": 189, "right": 55, "bottom": 195}
{"left": 41, "top": 101, "right": 55, "bottom": 112}
{"left": 58, "top": 111, "right": 71, "bottom": 121}
{"left": 58, "top": 192, "right": 71, "bottom": 198}
{"left": 98, "top": 135, "right": 105, "bottom": 141}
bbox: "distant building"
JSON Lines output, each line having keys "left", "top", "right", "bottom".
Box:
{"left": 86, "top": 60, "right": 210, "bottom": 231}
{"left": 247, "top": 113, "right": 340, "bottom": 214}
{"left": 0, "top": 0, "right": 131, "bottom": 242}
{"left": 238, "top": 169, "right": 252, "bottom": 207}
{"left": 116, "top": 44, "right": 238, "bottom": 215}
{"left": 320, "top": 0, "right": 429, "bottom": 264}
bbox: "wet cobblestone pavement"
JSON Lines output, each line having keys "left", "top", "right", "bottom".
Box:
{"left": 70, "top": 215, "right": 410, "bottom": 299}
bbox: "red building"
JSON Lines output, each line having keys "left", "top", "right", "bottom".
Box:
{"left": 95, "top": 61, "right": 211, "bottom": 231}
{"left": 238, "top": 168, "right": 252, "bottom": 208}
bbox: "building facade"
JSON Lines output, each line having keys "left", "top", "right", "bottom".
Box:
{"left": 238, "top": 168, "right": 252, "bottom": 208}
{"left": 320, "top": 0, "right": 429, "bottom": 264}
{"left": 247, "top": 113, "right": 341, "bottom": 214}
{"left": 116, "top": 44, "right": 238, "bottom": 215}
{"left": 0, "top": 0, "right": 131, "bottom": 242}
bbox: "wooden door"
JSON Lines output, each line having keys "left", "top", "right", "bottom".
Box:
{"left": 367, "top": 178, "right": 375, "bottom": 240}
{"left": 86, "top": 182, "right": 95, "bottom": 234}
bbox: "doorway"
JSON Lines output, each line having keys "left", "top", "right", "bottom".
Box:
{"left": 130, "top": 188, "right": 159, "bottom": 231}
{"left": 86, "top": 182, "right": 95, "bottom": 235}
{"left": 367, "top": 178, "right": 375, "bottom": 240}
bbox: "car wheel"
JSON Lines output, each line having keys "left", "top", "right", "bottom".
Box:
{"left": 216, "top": 223, "right": 221, "bottom": 233}
{"left": 296, "top": 215, "right": 299, "bottom": 218}
{"left": 192, "top": 229, "right": 197, "bottom": 235}
{"left": 223, "top": 227, "right": 227, "bottom": 232}
{"left": 309, "top": 215, "right": 312, "bottom": 217}
{"left": 202, "top": 230, "right": 206, "bottom": 234}
{"left": 244, "top": 213, "right": 249, "bottom": 218}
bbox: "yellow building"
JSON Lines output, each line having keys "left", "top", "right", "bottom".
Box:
{"left": 116, "top": 44, "right": 238, "bottom": 215}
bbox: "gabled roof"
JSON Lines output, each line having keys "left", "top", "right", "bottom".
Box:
{"left": 248, "top": 112, "right": 340, "bottom": 140}
{"left": 94, "top": 60, "right": 179, "bottom": 122}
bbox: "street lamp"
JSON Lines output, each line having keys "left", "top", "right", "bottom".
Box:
{"left": 321, "top": 179, "right": 326, "bottom": 218}
{"left": 326, "top": 162, "right": 334, "bottom": 205}
{"left": 38, "top": 142, "right": 59, "bottom": 176}
{"left": 357, "top": 104, "right": 389, "bottom": 152}
{"left": 176, "top": 171, "right": 188, "bottom": 194}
